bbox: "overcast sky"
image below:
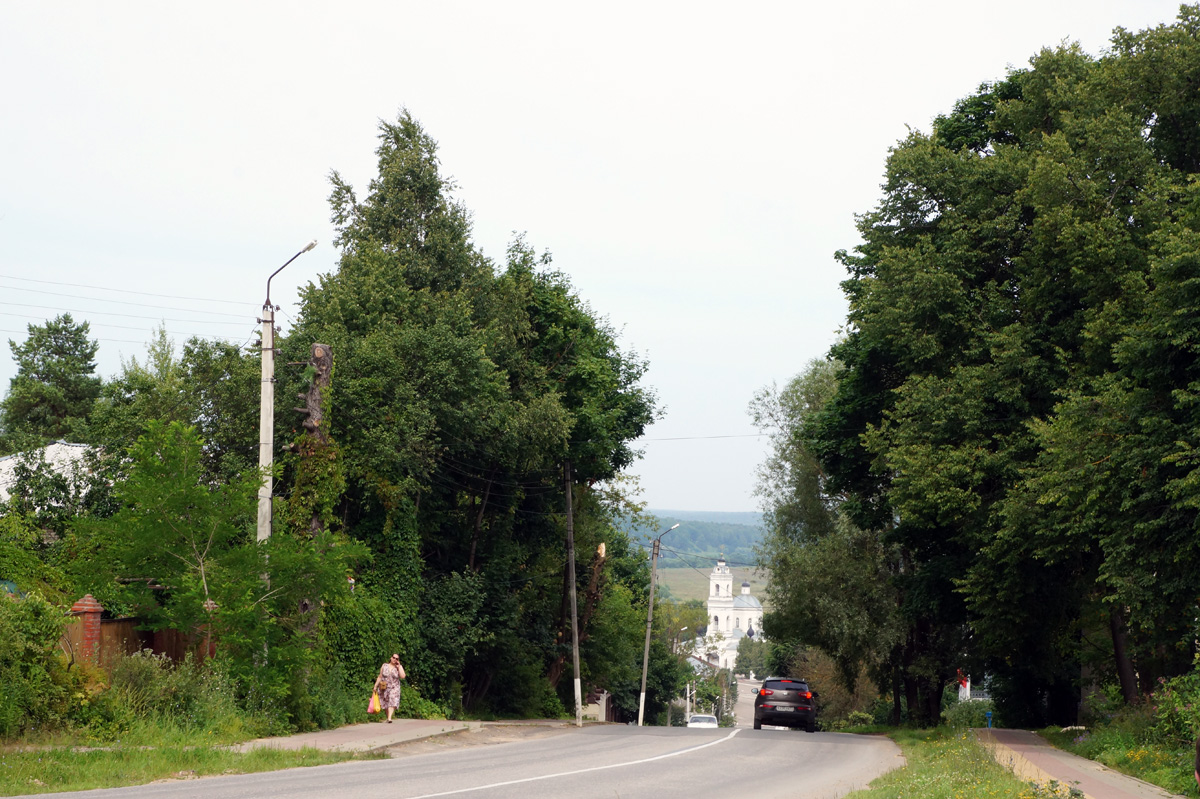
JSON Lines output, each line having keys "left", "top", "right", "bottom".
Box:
{"left": 0, "top": 1, "right": 1187, "bottom": 513}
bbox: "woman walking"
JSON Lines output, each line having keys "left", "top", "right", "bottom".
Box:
{"left": 375, "top": 654, "right": 405, "bottom": 723}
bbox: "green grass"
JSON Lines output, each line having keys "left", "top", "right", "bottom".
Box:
{"left": 843, "top": 728, "right": 1071, "bottom": 799}
{"left": 0, "top": 741, "right": 380, "bottom": 795}
{"left": 1040, "top": 726, "right": 1199, "bottom": 798}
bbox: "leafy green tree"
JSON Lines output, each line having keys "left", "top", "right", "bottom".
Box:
{"left": 89, "top": 330, "right": 259, "bottom": 485}
{"left": 278, "top": 110, "right": 658, "bottom": 715}
{"left": 751, "top": 360, "right": 902, "bottom": 701}
{"left": 1, "top": 445, "right": 117, "bottom": 541}
{"left": 68, "top": 421, "right": 364, "bottom": 721}
{"left": 0, "top": 314, "right": 101, "bottom": 451}
{"left": 734, "top": 636, "right": 767, "bottom": 676}
{"left": 0, "top": 512, "right": 70, "bottom": 600}
{"left": 802, "top": 7, "right": 1200, "bottom": 726}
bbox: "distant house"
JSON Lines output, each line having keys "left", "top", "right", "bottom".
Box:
{"left": 0, "top": 441, "right": 94, "bottom": 504}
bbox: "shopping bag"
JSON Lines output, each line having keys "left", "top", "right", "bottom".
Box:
{"left": 368, "top": 691, "right": 381, "bottom": 714}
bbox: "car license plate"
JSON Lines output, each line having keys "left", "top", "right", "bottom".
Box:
{"left": 774, "top": 707, "right": 793, "bottom": 712}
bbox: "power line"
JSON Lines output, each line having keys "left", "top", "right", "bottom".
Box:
{"left": 0, "top": 273, "right": 256, "bottom": 307}
{"left": 1, "top": 315, "right": 253, "bottom": 339}
{"left": 643, "top": 433, "right": 764, "bottom": 441}
{"left": 658, "top": 543, "right": 757, "bottom": 570}
{"left": 0, "top": 283, "right": 252, "bottom": 319}
{"left": 0, "top": 300, "right": 250, "bottom": 328}
{"left": 0, "top": 327, "right": 154, "bottom": 346}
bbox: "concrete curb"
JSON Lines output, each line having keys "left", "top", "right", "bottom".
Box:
{"left": 231, "top": 720, "right": 483, "bottom": 754}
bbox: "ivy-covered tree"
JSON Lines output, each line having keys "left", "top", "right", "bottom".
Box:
{"left": 280, "top": 110, "right": 659, "bottom": 716}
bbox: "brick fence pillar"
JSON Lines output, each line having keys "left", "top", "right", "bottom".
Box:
{"left": 70, "top": 594, "right": 104, "bottom": 664}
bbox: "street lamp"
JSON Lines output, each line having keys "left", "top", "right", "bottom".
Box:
{"left": 638, "top": 522, "right": 680, "bottom": 726}
{"left": 257, "top": 240, "right": 317, "bottom": 543}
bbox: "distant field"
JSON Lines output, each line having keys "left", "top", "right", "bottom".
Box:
{"left": 657, "top": 564, "right": 769, "bottom": 605}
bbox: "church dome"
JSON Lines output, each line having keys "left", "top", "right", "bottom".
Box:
{"left": 732, "top": 594, "right": 762, "bottom": 609}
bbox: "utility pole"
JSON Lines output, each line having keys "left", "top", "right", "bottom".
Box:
{"left": 257, "top": 240, "right": 317, "bottom": 543}
{"left": 638, "top": 522, "right": 679, "bottom": 726}
{"left": 565, "top": 460, "right": 582, "bottom": 727}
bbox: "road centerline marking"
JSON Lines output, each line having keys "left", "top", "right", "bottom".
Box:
{"left": 404, "top": 729, "right": 743, "bottom": 798}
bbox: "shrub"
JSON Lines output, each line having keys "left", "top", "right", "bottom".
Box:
{"left": 1148, "top": 671, "right": 1200, "bottom": 749}
{"left": 103, "top": 650, "right": 265, "bottom": 741}
{"left": 871, "top": 695, "right": 906, "bottom": 725}
{"left": 398, "top": 685, "right": 449, "bottom": 720}
{"left": 942, "top": 698, "right": 995, "bottom": 729}
{"left": 846, "top": 710, "right": 873, "bottom": 727}
{"left": 0, "top": 592, "right": 75, "bottom": 738}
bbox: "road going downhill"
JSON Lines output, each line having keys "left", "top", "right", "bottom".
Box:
{"left": 36, "top": 724, "right": 904, "bottom": 799}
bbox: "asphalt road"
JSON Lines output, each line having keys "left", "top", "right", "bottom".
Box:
{"left": 36, "top": 725, "right": 904, "bottom": 799}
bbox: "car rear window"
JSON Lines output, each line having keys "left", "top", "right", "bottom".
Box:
{"left": 764, "top": 679, "right": 809, "bottom": 691}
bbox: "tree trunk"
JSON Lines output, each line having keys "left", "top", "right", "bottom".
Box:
{"left": 1110, "top": 607, "right": 1140, "bottom": 704}
{"left": 467, "top": 471, "right": 495, "bottom": 572}
{"left": 577, "top": 545, "right": 607, "bottom": 642}
{"left": 547, "top": 562, "right": 572, "bottom": 689}
{"left": 891, "top": 659, "right": 903, "bottom": 725}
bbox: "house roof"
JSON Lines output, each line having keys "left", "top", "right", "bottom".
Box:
{"left": 0, "top": 441, "right": 93, "bottom": 503}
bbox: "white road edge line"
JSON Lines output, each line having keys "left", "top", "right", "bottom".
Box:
{"left": 404, "top": 728, "right": 743, "bottom": 799}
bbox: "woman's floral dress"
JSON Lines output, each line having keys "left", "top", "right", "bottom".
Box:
{"left": 378, "top": 663, "right": 402, "bottom": 709}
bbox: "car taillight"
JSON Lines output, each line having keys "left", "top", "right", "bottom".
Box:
{"left": 759, "top": 688, "right": 773, "bottom": 696}
{"left": 803, "top": 691, "right": 812, "bottom": 699}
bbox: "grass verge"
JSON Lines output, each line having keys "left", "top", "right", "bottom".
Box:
{"left": 842, "top": 728, "right": 1073, "bottom": 799}
{"left": 0, "top": 744, "right": 380, "bottom": 796}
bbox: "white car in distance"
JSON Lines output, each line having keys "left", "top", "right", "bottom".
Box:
{"left": 686, "top": 714, "right": 719, "bottom": 728}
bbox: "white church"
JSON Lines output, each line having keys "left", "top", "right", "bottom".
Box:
{"left": 703, "top": 556, "right": 763, "bottom": 670}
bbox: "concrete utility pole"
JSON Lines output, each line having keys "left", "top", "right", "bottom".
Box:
{"left": 257, "top": 240, "right": 317, "bottom": 543}
{"left": 638, "top": 522, "right": 679, "bottom": 726}
{"left": 565, "top": 460, "right": 583, "bottom": 728}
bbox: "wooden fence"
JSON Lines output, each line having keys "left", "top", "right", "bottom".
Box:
{"left": 61, "top": 594, "right": 210, "bottom": 670}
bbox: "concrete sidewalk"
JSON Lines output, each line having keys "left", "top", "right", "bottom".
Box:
{"left": 976, "top": 728, "right": 1187, "bottom": 799}
{"left": 231, "top": 719, "right": 481, "bottom": 753}
{"left": 231, "top": 718, "right": 579, "bottom": 754}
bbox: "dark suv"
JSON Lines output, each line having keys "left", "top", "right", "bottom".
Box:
{"left": 753, "top": 677, "right": 818, "bottom": 732}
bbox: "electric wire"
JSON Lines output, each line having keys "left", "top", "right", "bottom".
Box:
{"left": 1, "top": 314, "right": 253, "bottom": 341}
{"left": 0, "top": 300, "right": 249, "bottom": 328}
{"left": 0, "top": 283, "right": 252, "bottom": 319}
{"left": 0, "top": 273, "right": 256, "bottom": 307}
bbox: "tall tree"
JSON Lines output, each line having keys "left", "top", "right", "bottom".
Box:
{"left": 751, "top": 360, "right": 902, "bottom": 700}
{"left": 0, "top": 314, "right": 101, "bottom": 452}
{"left": 802, "top": 7, "right": 1200, "bottom": 725}
{"left": 281, "top": 110, "right": 658, "bottom": 715}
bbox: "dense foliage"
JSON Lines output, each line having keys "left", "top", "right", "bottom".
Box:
{"left": 756, "top": 7, "right": 1200, "bottom": 729}
{"left": 0, "top": 592, "right": 81, "bottom": 737}
{"left": 0, "top": 314, "right": 101, "bottom": 452}
{"left": 0, "top": 111, "right": 672, "bottom": 736}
